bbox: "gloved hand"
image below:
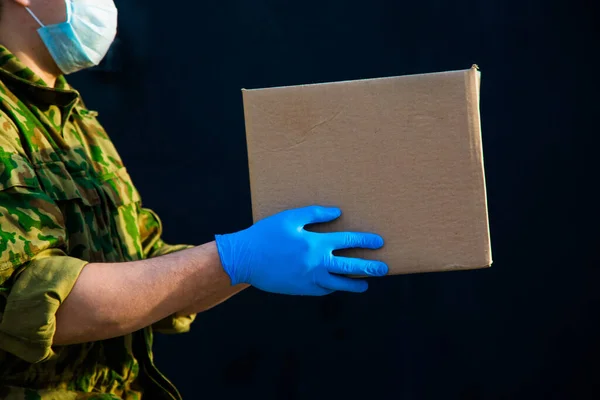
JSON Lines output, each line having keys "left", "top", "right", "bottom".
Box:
{"left": 215, "top": 205, "right": 388, "bottom": 296}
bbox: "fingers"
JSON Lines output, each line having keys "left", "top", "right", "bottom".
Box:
{"left": 288, "top": 205, "right": 342, "bottom": 225}
{"left": 324, "top": 231, "right": 384, "bottom": 250}
{"left": 327, "top": 256, "right": 388, "bottom": 276}
{"left": 315, "top": 271, "right": 369, "bottom": 293}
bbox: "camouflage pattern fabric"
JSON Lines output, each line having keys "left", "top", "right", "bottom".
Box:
{"left": 0, "top": 45, "right": 196, "bottom": 399}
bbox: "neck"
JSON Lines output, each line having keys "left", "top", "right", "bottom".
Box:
{"left": 0, "top": 8, "right": 62, "bottom": 87}
{"left": 11, "top": 45, "right": 61, "bottom": 88}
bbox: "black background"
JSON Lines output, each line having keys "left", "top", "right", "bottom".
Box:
{"left": 68, "top": 0, "right": 598, "bottom": 398}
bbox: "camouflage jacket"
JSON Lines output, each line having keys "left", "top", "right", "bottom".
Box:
{"left": 0, "top": 45, "right": 196, "bottom": 399}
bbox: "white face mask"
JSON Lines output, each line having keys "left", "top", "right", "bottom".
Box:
{"left": 26, "top": 0, "right": 118, "bottom": 75}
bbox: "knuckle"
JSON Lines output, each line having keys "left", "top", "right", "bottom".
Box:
{"left": 359, "top": 261, "right": 373, "bottom": 272}
{"left": 362, "top": 234, "right": 376, "bottom": 248}
{"left": 342, "top": 260, "right": 358, "bottom": 274}
{"left": 335, "top": 260, "right": 349, "bottom": 274}
{"left": 320, "top": 253, "right": 333, "bottom": 268}
{"left": 344, "top": 233, "right": 358, "bottom": 248}
{"left": 356, "top": 234, "right": 369, "bottom": 248}
{"left": 356, "top": 262, "right": 373, "bottom": 275}
{"left": 304, "top": 247, "right": 328, "bottom": 269}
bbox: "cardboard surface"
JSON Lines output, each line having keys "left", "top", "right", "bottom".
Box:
{"left": 241, "top": 66, "right": 492, "bottom": 275}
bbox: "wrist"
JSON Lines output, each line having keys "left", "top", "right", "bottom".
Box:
{"left": 214, "top": 234, "right": 241, "bottom": 285}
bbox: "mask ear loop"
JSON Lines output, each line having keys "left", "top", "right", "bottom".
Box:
{"left": 64, "top": 1, "right": 72, "bottom": 23}
{"left": 25, "top": 1, "right": 72, "bottom": 27}
{"left": 25, "top": 8, "right": 45, "bottom": 27}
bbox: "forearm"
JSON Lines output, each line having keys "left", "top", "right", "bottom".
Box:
{"left": 175, "top": 283, "right": 250, "bottom": 316}
{"left": 54, "top": 241, "right": 229, "bottom": 345}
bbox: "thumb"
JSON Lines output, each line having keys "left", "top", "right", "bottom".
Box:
{"left": 289, "top": 205, "right": 342, "bottom": 226}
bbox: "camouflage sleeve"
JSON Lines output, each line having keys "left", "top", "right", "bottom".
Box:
{"left": 137, "top": 207, "right": 197, "bottom": 334}
{"left": 0, "top": 119, "right": 88, "bottom": 363}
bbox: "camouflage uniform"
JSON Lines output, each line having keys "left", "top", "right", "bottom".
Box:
{"left": 0, "top": 45, "right": 196, "bottom": 399}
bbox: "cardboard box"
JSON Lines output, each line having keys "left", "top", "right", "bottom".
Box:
{"left": 241, "top": 65, "right": 492, "bottom": 275}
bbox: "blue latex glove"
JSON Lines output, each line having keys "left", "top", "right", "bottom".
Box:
{"left": 215, "top": 205, "right": 388, "bottom": 296}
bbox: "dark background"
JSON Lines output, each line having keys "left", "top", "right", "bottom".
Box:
{"left": 68, "top": 0, "right": 597, "bottom": 398}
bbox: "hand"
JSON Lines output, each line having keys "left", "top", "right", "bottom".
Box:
{"left": 215, "top": 205, "right": 388, "bottom": 296}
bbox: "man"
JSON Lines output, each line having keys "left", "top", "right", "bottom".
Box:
{"left": 0, "top": 0, "right": 388, "bottom": 398}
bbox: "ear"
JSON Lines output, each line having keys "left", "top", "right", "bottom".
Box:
{"left": 11, "top": 0, "right": 31, "bottom": 7}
